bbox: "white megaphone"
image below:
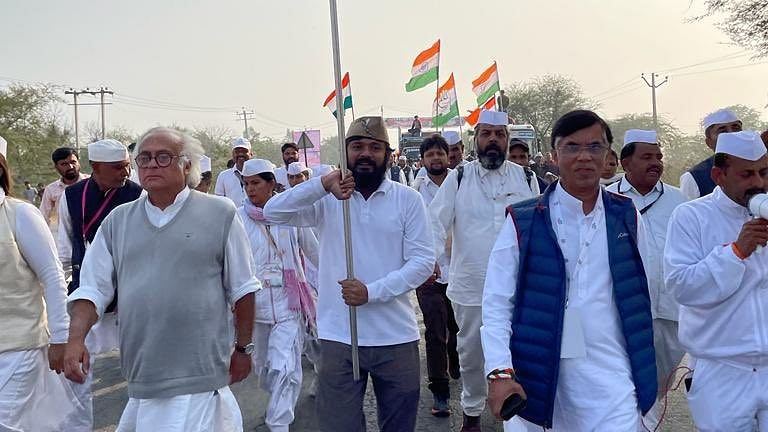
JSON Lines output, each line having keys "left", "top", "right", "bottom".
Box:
{"left": 748, "top": 193, "right": 768, "bottom": 219}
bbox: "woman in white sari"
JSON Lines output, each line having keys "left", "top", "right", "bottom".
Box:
{"left": 237, "top": 159, "right": 318, "bottom": 432}
{"left": 0, "top": 143, "right": 75, "bottom": 431}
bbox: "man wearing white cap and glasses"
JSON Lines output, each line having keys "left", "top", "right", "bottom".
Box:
{"left": 665, "top": 130, "right": 768, "bottom": 431}
{"left": 56, "top": 138, "right": 142, "bottom": 430}
{"left": 64, "top": 127, "right": 259, "bottom": 431}
{"left": 286, "top": 161, "right": 313, "bottom": 188}
{"left": 195, "top": 155, "right": 213, "bottom": 193}
{"left": 606, "top": 129, "right": 688, "bottom": 429}
{"left": 214, "top": 137, "right": 252, "bottom": 205}
{"left": 429, "top": 110, "right": 535, "bottom": 431}
{"left": 679, "top": 108, "right": 742, "bottom": 200}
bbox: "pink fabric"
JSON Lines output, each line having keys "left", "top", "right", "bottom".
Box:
{"left": 243, "top": 200, "right": 266, "bottom": 222}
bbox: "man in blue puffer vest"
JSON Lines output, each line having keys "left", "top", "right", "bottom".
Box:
{"left": 481, "top": 110, "right": 657, "bottom": 431}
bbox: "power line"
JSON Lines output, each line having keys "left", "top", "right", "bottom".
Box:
{"left": 656, "top": 51, "right": 750, "bottom": 74}
{"left": 594, "top": 83, "right": 645, "bottom": 103}
{"left": 669, "top": 60, "right": 768, "bottom": 78}
{"left": 641, "top": 73, "right": 669, "bottom": 129}
{"left": 235, "top": 108, "right": 255, "bottom": 138}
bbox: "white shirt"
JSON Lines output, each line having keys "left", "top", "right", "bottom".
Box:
{"left": 429, "top": 160, "right": 535, "bottom": 306}
{"left": 385, "top": 166, "right": 407, "bottom": 185}
{"left": 679, "top": 171, "right": 700, "bottom": 201}
{"left": 39, "top": 174, "right": 89, "bottom": 236}
{"left": 263, "top": 176, "right": 435, "bottom": 346}
{"left": 274, "top": 166, "right": 290, "bottom": 190}
{"left": 482, "top": 184, "right": 645, "bottom": 430}
{"left": 607, "top": 178, "right": 687, "bottom": 321}
{"left": 1, "top": 190, "right": 69, "bottom": 343}
{"left": 214, "top": 167, "right": 246, "bottom": 206}
{"left": 416, "top": 171, "right": 450, "bottom": 283}
{"left": 665, "top": 186, "right": 768, "bottom": 367}
{"left": 69, "top": 188, "right": 260, "bottom": 318}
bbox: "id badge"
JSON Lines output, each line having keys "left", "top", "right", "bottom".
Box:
{"left": 264, "top": 270, "right": 283, "bottom": 288}
{"left": 560, "top": 306, "right": 587, "bottom": 358}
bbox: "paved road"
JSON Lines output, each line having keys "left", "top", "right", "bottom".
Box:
{"left": 93, "top": 307, "right": 695, "bottom": 431}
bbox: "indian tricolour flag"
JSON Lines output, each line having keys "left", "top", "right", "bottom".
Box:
{"left": 405, "top": 40, "right": 440, "bottom": 92}
{"left": 432, "top": 73, "right": 459, "bottom": 128}
{"left": 472, "top": 62, "right": 500, "bottom": 105}
{"left": 323, "top": 72, "right": 353, "bottom": 117}
{"left": 465, "top": 98, "right": 497, "bottom": 127}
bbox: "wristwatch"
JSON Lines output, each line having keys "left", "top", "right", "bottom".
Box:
{"left": 235, "top": 342, "right": 255, "bottom": 355}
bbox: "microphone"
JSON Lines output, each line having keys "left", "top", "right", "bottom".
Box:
{"left": 748, "top": 193, "right": 768, "bottom": 219}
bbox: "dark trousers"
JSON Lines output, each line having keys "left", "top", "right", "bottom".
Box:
{"left": 415, "top": 281, "right": 459, "bottom": 398}
{"left": 316, "top": 340, "right": 420, "bottom": 432}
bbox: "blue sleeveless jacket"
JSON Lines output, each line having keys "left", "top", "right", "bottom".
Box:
{"left": 506, "top": 182, "right": 657, "bottom": 428}
{"left": 688, "top": 157, "right": 715, "bottom": 197}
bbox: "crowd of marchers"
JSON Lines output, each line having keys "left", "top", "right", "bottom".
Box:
{"left": 2, "top": 107, "right": 768, "bottom": 432}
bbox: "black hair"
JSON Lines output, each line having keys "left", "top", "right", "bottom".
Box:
{"left": 201, "top": 171, "right": 212, "bottom": 180}
{"left": 226, "top": 159, "right": 235, "bottom": 169}
{"left": 713, "top": 153, "right": 729, "bottom": 169}
{"left": 281, "top": 142, "right": 299, "bottom": 153}
{"left": 607, "top": 149, "right": 618, "bottom": 160}
{"left": 419, "top": 134, "right": 449, "bottom": 158}
{"left": 257, "top": 172, "right": 276, "bottom": 183}
{"left": 620, "top": 143, "right": 636, "bottom": 160}
{"left": 550, "top": 110, "right": 613, "bottom": 150}
{"left": 51, "top": 147, "right": 79, "bottom": 164}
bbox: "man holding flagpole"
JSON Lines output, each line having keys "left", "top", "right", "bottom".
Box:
{"left": 264, "top": 116, "right": 435, "bottom": 432}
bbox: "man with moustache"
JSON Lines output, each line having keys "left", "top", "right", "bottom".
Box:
{"left": 680, "top": 108, "right": 742, "bottom": 200}
{"left": 507, "top": 138, "right": 544, "bottom": 193}
{"left": 429, "top": 110, "right": 535, "bottom": 432}
{"left": 56, "top": 139, "right": 142, "bottom": 431}
{"left": 214, "top": 137, "right": 252, "bottom": 205}
{"left": 411, "top": 134, "right": 461, "bottom": 417}
{"left": 274, "top": 142, "right": 300, "bottom": 190}
{"left": 666, "top": 131, "right": 768, "bottom": 431}
{"left": 444, "top": 130, "right": 467, "bottom": 169}
{"left": 483, "top": 111, "right": 656, "bottom": 431}
{"left": 39, "top": 147, "right": 89, "bottom": 235}
{"left": 606, "top": 129, "right": 687, "bottom": 429}
{"left": 264, "top": 116, "right": 435, "bottom": 432}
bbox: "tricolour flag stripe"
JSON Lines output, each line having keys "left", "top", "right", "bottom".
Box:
{"left": 472, "top": 63, "right": 500, "bottom": 106}
{"left": 465, "top": 98, "right": 496, "bottom": 126}
{"left": 323, "top": 72, "right": 353, "bottom": 117}
{"left": 433, "top": 73, "right": 459, "bottom": 128}
{"left": 405, "top": 40, "right": 440, "bottom": 92}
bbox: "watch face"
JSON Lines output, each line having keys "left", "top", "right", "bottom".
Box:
{"left": 244, "top": 343, "right": 255, "bottom": 354}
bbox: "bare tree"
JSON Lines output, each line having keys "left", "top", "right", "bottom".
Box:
{"left": 695, "top": 0, "right": 768, "bottom": 57}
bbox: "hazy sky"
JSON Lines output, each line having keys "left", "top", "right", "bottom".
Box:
{"left": 2, "top": 0, "right": 767, "bottom": 144}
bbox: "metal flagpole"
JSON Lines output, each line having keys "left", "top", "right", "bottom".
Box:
{"left": 348, "top": 74, "right": 356, "bottom": 121}
{"left": 434, "top": 47, "right": 440, "bottom": 133}
{"left": 329, "top": 0, "right": 361, "bottom": 382}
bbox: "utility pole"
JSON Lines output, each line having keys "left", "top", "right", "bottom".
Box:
{"left": 64, "top": 88, "right": 88, "bottom": 152}
{"left": 84, "top": 87, "right": 114, "bottom": 139}
{"left": 235, "top": 108, "right": 255, "bottom": 139}
{"left": 641, "top": 73, "right": 668, "bottom": 130}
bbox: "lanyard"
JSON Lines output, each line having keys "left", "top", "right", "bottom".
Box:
{"left": 259, "top": 224, "right": 283, "bottom": 262}
{"left": 81, "top": 179, "right": 117, "bottom": 241}
{"left": 618, "top": 178, "right": 665, "bottom": 215}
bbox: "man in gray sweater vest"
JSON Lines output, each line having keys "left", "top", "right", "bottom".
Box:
{"left": 64, "top": 127, "right": 261, "bottom": 432}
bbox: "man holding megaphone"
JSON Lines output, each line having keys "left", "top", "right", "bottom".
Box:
{"left": 665, "top": 130, "right": 768, "bottom": 431}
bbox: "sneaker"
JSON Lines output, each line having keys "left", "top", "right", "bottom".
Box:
{"left": 460, "top": 414, "right": 481, "bottom": 432}
{"left": 430, "top": 395, "right": 450, "bottom": 417}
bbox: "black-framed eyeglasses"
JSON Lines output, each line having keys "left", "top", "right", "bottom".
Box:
{"left": 557, "top": 143, "right": 608, "bottom": 155}
{"left": 135, "top": 153, "right": 180, "bottom": 168}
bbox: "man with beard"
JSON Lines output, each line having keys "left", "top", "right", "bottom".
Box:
{"left": 274, "top": 142, "right": 300, "bottom": 191}
{"left": 264, "top": 116, "right": 435, "bottom": 432}
{"left": 214, "top": 137, "right": 251, "bottom": 205}
{"left": 412, "top": 134, "right": 460, "bottom": 417}
{"left": 443, "top": 131, "right": 466, "bottom": 169}
{"left": 39, "top": 147, "right": 90, "bottom": 235}
{"left": 56, "top": 139, "right": 142, "bottom": 431}
{"left": 666, "top": 130, "right": 768, "bottom": 431}
{"left": 679, "top": 108, "right": 742, "bottom": 200}
{"left": 606, "top": 129, "right": 687, "bottom": 430}
{"left": 483, "top": 110, "right": 656, "bottom": 431}
{"left": 429, "top": 110, "right": 535, "bottom": 432}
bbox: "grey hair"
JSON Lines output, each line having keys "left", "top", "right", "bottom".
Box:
{"left": 135, "top": 127, "right": 204, "bottom": 188}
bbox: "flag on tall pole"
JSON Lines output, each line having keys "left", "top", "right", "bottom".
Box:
{"left": 405, "top": 40, "right": 440, "bottom": 92}
{"left": 471, "top": 62, "right": 500, "bottom": 106}
{"left": 465, "top": 98, "right": 496, "bottom": 126}
{"left": 323, "top": 72, "right": 353, "bottom": 118}
{"left": 433, "top": 73, "right": 459, "bottom": 128}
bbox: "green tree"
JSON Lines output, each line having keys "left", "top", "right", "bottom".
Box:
{"left": 0, "top": 83, "right": 71, "bottom": 193}
{"left": 719, "top": 104, "right": 768, "bottom": 131}
{"left": 695, "top": 0, "right": 768, "bottom": 57}
{"left": 321, "top": 135, "right": 340, "bottom": 166}
{"left": 504, "top": 74, "right": 597, "bottom": 149}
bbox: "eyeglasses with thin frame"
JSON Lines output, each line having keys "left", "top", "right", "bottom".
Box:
{"left": 557, "top": 143, "right": 608, "bottom": 155}
{"left": 135, "top": 152, "right": 181, "bottom": 168}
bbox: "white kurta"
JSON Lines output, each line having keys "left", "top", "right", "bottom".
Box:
{"left": 482, "top": 185, "right": 646, "bottom": 431}
{"left": 68, "top": 188, "right": 259, "bottom": 432}
{"left": 274, "top": 166, "right": 290, "bottom": 190}
{"left": 678, "top": 171, "right": 700, "bottom": 201}
{"left": 415, "top": 171, "right": 450, "bottom": 283}
{"left": 665, "top": 186, "right": 768, "bottom": 431}
{"left": 214, "top": 167, "right": 246, "bottom": 206}
{"left": 39, "top": 174, "right": 89, "bottom": 236}
{"left": 263, "top": 176, "right": 435, "bottom": 347}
